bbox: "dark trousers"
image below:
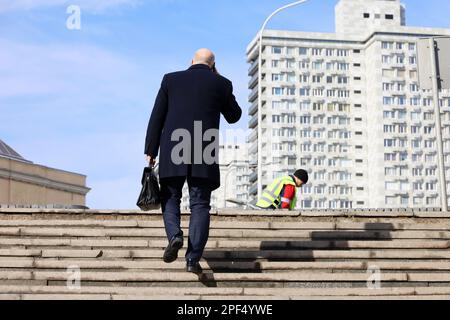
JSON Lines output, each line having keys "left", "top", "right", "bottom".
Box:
{"left": 160, "top": 176, "right": 212, "bottom": 262}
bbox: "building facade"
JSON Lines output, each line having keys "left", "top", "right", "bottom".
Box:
{"left": 246, "top": 0, "right": 450, "bottom": 209}
{"left": 0, "top": 139, "right": 90, "bottom": 207}
{"left": 181, "top": 143, "right": 250, "bottom": 211}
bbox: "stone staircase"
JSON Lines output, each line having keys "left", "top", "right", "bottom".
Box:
{"left": 0, "top": 208, "right": 449, "bottom": 300}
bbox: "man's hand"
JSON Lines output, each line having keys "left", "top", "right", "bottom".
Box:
{"left": 146, "top": 155, "right": 156, "bottom": 168}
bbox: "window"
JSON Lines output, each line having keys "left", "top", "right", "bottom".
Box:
{"left": 272, "top": 60, "right": 279, "bottom": 68}
{"left": 312, "top": 75, "right": 322, "bottom": 83}
{"left": 411, "top": 140, "right": 421, "bottom": 149}
{"left": 400, "top": 197, "right": 409, "bottom": 206}
{"left": 411, "top": 112, "right": 421, "bottom": 121}
{"left": 424, "top": 126, "right": 433, "bottom": 134}
{"left": 272, "top": 87, "right": 283, "bottom": 96}
{"left": 338, "top": 76, "right": 348, "bottom": 84}
{"left": 272, "top": 46, "right": 282, "bottom": 54}
{"left": 386, "top": 182, "right": 398, "bottom": 190}
{"left": 312, "top": 61, "right": 323, "bottom": 70}
{"left": 300, "top": 88, "right": 310, "bottom": 96}
{"left": 299, "top": 74, "right": 309, "bottom": 83}
{"left": 337, "top": 63, "right": 349, "bottom": 70}
{"left": 410, "top": 84, "right": 419, "bottom": 92}
{"left": 299, "top": 47, "right": 308, "bottom": 55}
{"left": 300, "top": 61, "right": 309, "bottom": 69}
{"left": 286, "top": 59, "right": 296, "bottom": 68}
{"left": 337, "top": 49, "right": 348, "bottom": 57}
{"left": 272, "top": 74, "right": 282, "bottom": 81}
{"left": 383, "top": 69, "right": 394, "bottom": 77}
{"left": 383, "top": 97, "right": 394, "bottom": 105}
{"left": 286, "top": 87, "right": 296, "bottom": 96}
{"left": 386, "top": 197, "right": 397, "bottom": 206}
{"left": 312, "top": 48, "right": 322, "bottom": 56}
{"left": 386, "top": 14, "right": 394, "bottom": 20}
{"left": 363, "top": 13, "right": 370, "bottom": 18}
{"left": 382, "top": 42, "right": 393, "bottom": 50}
{"left": 272, "top": 101, "right": 281, "bottom": 109}
{"left": 286, "top": 73, "right": 295, "bottom": 83}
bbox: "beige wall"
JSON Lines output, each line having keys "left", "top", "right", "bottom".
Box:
{"left": 0, "top": 157, "right": 89, "bottom": 207}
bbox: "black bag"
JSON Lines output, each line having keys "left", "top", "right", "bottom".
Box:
{"left": 137, "top": 166, "right": 161, "bottom": 211}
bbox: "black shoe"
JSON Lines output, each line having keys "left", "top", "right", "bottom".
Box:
{"left": 186, "top": 260, "right": 203, "bottom": 274}
{"left": 163, "top": 236, "right": 183, "bottom": 263}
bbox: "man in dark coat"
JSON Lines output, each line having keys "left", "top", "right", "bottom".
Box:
{"left": 145, "top": 48, "right": 242, "bottom": 273}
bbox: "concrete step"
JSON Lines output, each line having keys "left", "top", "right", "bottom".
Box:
{"left": 1, "top": 238, "right": 447, "bottom": 249}
{"left": 4, "top": 248, "right": 445, "bottom": 260}
{"left": 0, "top": 258, "right": 449, "bottom": 271}
{"left": 4, "top": 294, "right": 450, "bottom": 300}
{"left": 1, "top": 219, "right": 450, "bottom": 231}
{"left": 0, "top": 270, "right": 415, "bottom": 282}
{"left": 1, "top": 286, "right": 450, "bottom": 299}
{"left": 0, "top": 211, "right": 449, "bottom": 299}
{"left": 2, "top": 227, "right": 450, "bottom": 239}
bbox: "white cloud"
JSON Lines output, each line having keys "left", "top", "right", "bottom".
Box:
{"left": 0, "top": 38, "right": 147, "bottom": 102}
{"left": 0, "top": 0, "right": 141, "bottom": 13}
{"left": 0, "top": 38, "right": 157, "bottom": 209}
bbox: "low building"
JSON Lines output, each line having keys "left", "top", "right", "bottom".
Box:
{"left": 0, "top": 139, "right": 90, "bottom": 208}
{"left": 180, "top": 143, "right": 250, "bottom": 211}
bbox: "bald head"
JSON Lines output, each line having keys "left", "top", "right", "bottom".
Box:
{"left": 192, "top": 48, "right": 215, "bottom": 67}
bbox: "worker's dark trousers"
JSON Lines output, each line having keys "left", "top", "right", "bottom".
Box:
{"left": 160, "top": 176, "right": 212, "bottom": 262}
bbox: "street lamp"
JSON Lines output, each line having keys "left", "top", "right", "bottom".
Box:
{"left": 257, "top": 0, "right": 309, "bottom": 200}
{"left": 417, "top": 37, "right": 450, "bottom": 212}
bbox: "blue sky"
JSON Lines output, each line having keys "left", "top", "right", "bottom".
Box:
{"left": 1, "top": 0, "right": 450, "bottom": 209}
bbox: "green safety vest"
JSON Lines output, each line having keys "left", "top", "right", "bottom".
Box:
{"left": 256, "top": 176, "right": 297, "bottom": 210}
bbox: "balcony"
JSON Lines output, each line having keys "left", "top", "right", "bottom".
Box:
{"left": 248, "top": 101, "right": 258, "bottom": 116}
{"left": 249, "top": 113, "right": 258, "bottom": 129}
{"left": 249, "top": 182, "right": 258, "bottom": 196}
{"left": 249, "top": 142, "right": 258, "bottom": 154}
{"left": 249, "top": 171, "right": 258, "bottom": 183}
{"left": 248, "top": 129, "right": 257, "bottom": 143}
{"left": 248, "top": 86, "right": 259, "bottom": 103}
{"left": 248, "top": 73, "right": 259, "bottom": 89}
{"left": 248, "top": 60, "right": 263, "bottom": 77}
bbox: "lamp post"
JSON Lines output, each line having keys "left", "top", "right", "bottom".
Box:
{"left": 428, "top": 38, "right": 448, "bottom": 212}
{"left": 417, "top": 37, "right": 450, "bottom": 212}
{"left": 257, "top": 0, "right": 309, "bottom": 200}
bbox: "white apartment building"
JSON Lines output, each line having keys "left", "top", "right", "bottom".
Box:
{"left": 180, "top": 143, "right": 250, "bottom": 211}
{"left": 246, "top": 0, "right": 450, "bottom": 210}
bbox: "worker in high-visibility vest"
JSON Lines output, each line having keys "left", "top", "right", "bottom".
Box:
{"left": 256, "top": 169, "right": 309, "bottom": 210}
